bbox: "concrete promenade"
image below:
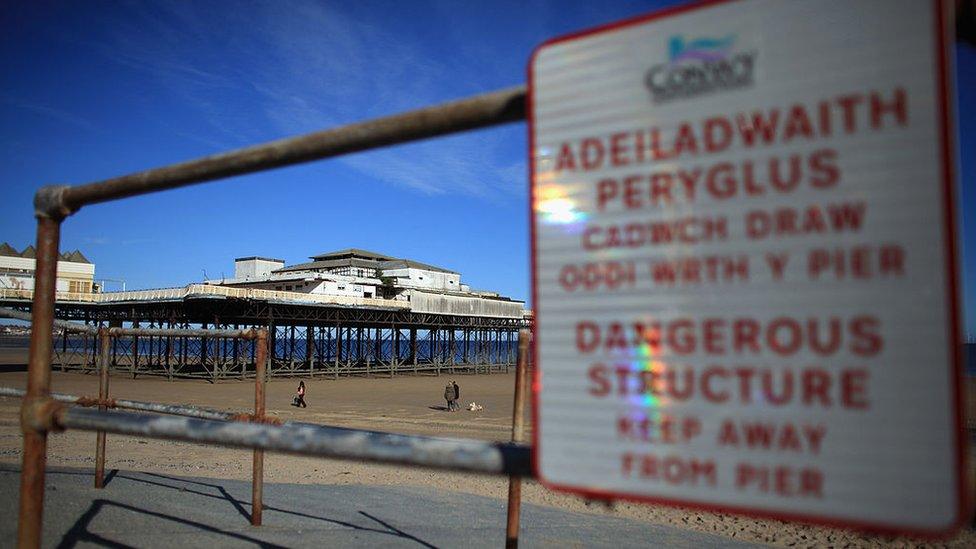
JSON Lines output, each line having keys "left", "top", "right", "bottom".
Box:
{"left": 0, "top": 466, "right": 757, "bottom": 548}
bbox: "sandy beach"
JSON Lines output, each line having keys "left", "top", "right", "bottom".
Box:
{"left": 0, "top": 367, "right": 973, "bottom": 548}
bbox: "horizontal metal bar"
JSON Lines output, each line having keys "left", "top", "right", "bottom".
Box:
{"left": 56, "top": 406, "right": 533, "bottom": 476}
{"left": 0, "top": 387, "right": 236, "bottom": 422}
{"left": 0, "top": 309, "right": 259, "bottom": 339}
{"left": 0, "top": 307, "right": 97, "bottom": 334}
{"left": 103, "top": 327, "right": 259, "bottom": 339}
{"left": 40, "top": 86, "right": 526, "bottom": 217}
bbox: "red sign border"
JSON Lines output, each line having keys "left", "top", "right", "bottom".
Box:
{"left": 526, "top": 0, "right": 967, "bottom": 538}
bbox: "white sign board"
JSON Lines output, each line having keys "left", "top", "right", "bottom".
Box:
{"left": 529, "top": 0, "right": 963, "bottom": 536}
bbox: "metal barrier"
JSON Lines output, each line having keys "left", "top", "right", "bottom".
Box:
{"left": 13, "top": 86, "right": 528, "bottom": 546}
{"left": 0, "top": 312, "right": 270, "bottom": 526}
{"left": 0, "top": 386, "right": 236, "bottom": 421}
{"left": 4, "top": 321, "right": 531, "bottom": 543}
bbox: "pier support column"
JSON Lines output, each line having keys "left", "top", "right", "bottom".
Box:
{"left": 410, "top": 328, "right": 417, "bottom": 373}
{"left": 131, "top": 320, "right": 139, "bottom": 379}
{"left": 334, "top": 324, "right": 340, "bottom": 379}
{"left": 450, "top": 329, "right": 456, "bottom": 373}
{"left": 233, "top": 324, "right": 241, "bottom": 380}
{"left": 393, "top": 327, "right": 399, "bottom": 376}
{"left": 306, "top": 325, "right": 314, "bottom": 377}
{"left": 200, "top": 322, "right": 210, "bottom": 381}
{"left": 164, "top": 322, "right": 173, "bottom": 380}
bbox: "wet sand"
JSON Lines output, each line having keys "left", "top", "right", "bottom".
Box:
{"left": 0, "top": 370, "right": 973, "bottom": 547}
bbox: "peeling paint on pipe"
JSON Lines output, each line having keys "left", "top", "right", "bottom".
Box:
{"left": 0, "top": 387, "right": 236, "bottom": 421}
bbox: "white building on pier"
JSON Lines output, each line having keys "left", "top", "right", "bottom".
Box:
{"left": 210, "top": 248, "right": 524, "bottom": 318}
{"left": 0, "top": 242, "right": 95, "bottom": 296}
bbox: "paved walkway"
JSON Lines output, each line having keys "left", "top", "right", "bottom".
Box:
{"left": 0, "top": 466, "right": 758, "bottom": 548}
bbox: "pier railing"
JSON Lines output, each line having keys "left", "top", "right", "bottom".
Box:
{"left": 0, "top": 284, "right": 412, "bottom": 309}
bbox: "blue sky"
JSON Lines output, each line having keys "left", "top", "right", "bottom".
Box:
{"left": 1, "top": 1, "right": 975, "bottom": 334}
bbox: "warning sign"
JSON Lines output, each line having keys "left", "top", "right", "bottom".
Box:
{"left": 529, "top": 0, "right": 963, "bottom": 535}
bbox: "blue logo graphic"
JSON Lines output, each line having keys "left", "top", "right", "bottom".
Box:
{"left": 668, "top": 34, "right": 736, "bottom": 64}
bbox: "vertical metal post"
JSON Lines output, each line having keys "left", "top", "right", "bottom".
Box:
{"left": 334, "top": 324, "right": 340, "bottom": 379}
{"left": 315, "top": 325, "right": 324, "bottom": 374}
{"left": 167, "top": 322, "right": 175, "bottom": 380}
{"left": 180, "top": 329, "right": 187, "bottom": 375}
{"left": 86, "top": 329, "right": 94, "bottom": 371}
{"left": 233, "top": 325, "right": 241, "bottom": 380}
{"left": 200, "top": 322, "right": 209, "bottom": 380}
{"left": 59, "top": 329, "right": 66, "bottom": 373}
{"left": 505, "top": 329, "right": 531, "bottom": 549}
{"left": 356, "top": 326, "right": 362, "bottom": 372}
{"left": 410, "top": 328, "right": 417, "bottom": 372}
{"left": 94, "top": 329, "right": 111, "bottom": 488}
{"left": 393, "top": 326, "right": 399, "bottom": 375}
{"left": 306, "top": 325, "right": 314, "bottom": 377}
{"left": 373, "top": 327, "right": 381, "bottom": 369}
{"left": 450, "top": 329, "right": 456, "bottom": 373}
{"left": 18, "top": 215, "right": 62, "bottom": 549}
{"left": 431, "top": 329, "right": 437, "bottom": 364}
{"left": 289, "top": 324, "right": 296, "bottom": 372}
{"left": 131, "top": 320, "right": 139, "bottom": 379}
{"left": 251, "top": 329, "right": 267, "bottom": 526}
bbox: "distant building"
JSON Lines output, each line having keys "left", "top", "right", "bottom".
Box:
{"left": 0, "top": 242, "right": 96, "bottom": 295}
{"left": 211, "top": 248, "right": 523, "bottom": 317}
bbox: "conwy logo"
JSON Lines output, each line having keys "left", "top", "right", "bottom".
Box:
{"left": 644, "top": 34, "right": 756, "bottom": 103}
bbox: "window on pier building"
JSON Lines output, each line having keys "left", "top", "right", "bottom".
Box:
{"left": 68, "top": 280, "right": 87, "bottom": 293}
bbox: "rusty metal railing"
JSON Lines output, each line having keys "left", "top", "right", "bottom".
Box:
{"left": 4, "top": 321, "right": 531, "bottom": 543}
{"left": 2, "top": 318, "right": 269, "bottom": 527}
{"left": 0, "top": 387, "right": 237, "bottom": 422}
{"left": 14, "top": 85, "right": 529, "bottom": 548}
{"left": 31, "top": 86, "right": 525, "bottom": 219}
{"left": 506, "top": 330, "right": 531, "bottom": 548}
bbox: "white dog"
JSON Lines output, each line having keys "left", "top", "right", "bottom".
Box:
{"left": 467, "top": 402, "right": 483, "bottom": 411}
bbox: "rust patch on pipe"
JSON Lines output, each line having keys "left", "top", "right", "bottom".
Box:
{"left": 21, "top": 398, "right": 65, "bottom": 434}
{"left": 75, "top": 397, "right": 117, "bottom": 408}
{"left": 228, "top": 413, "right": 282, "bottom": 426}
{"left": 33, "top": 185, "right": 75, "bottom": 220}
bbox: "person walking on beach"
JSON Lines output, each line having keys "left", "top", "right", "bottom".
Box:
{"left": 452, "top": 381, "right": 460, "bottom": 410}
{"left": 444, "top": 382, "right": 455, "bottom": 411}
{"left": 295, "top": 380, "right": 308, "bottom": 408}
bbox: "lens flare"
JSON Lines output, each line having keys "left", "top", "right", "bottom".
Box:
{"left": 535, "top": 184, "right": 588, "bottom": 225}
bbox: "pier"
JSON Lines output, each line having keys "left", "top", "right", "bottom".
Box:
{"left": 0, "top": 285, "right": 529, "bottom": 380}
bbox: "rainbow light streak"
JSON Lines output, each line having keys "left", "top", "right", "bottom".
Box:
{"left": 625, "top": 325, "right": 669, "bottom": 426}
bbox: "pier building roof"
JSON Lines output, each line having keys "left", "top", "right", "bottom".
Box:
{"left": 0, "top": 242, "right": 91, "bottom": 264}
{"left": 280, "top": 248, "right": 458, "bottom": 275}
{"left": 309, "top": 248, "right": 396, "bottom": 261}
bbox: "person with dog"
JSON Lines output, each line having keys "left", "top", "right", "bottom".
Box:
{"left": 444, "top": 382, "right": 456, "bottom": 411}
